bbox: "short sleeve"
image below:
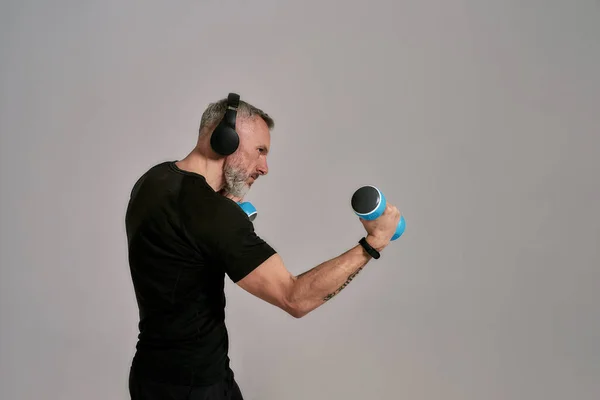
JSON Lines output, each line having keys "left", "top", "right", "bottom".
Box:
{"left": 183, "top": 194, "right": 277, "bottom": 283}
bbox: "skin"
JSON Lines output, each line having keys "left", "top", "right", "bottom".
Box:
{"left": 176, "top": 115, "right": 270, "bottom": 200}
{"left": 176, "top": 114, "right": 402, "bottom": 318}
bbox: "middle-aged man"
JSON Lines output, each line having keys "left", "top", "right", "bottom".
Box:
{"left": 125, "top": 93, "right": 401, "bottom": 400}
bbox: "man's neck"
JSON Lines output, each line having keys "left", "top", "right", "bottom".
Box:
{"left": 175, "top": 149, "right": 224, "bottom": 192}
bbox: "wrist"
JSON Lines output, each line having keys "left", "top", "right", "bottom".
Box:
{"left": 365, "top": 235, "right": 388, "bottom": 252}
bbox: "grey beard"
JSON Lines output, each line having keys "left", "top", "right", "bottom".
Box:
{"left": 223, "top": 165, "right": 249, "bottom": 199}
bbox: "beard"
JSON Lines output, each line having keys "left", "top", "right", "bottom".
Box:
{"left": 222, "top": 156, "right": 250, "bottom": 199}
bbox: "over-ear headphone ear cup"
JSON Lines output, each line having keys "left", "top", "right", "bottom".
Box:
{"left": 210, "top": 123, "right": 239, "bottom": 156}
{"left": 209, "top": 92, "right": 241, "bottom": 156}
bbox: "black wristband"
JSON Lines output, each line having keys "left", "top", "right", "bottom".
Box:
{"left": 359, "top": 237, "right": 380, "bottom": 259}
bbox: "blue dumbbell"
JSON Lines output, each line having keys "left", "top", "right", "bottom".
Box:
{"left": 351, "top": 185, "right": 406, "bottom": 240}
{"left": 238, "top": 201, "right": 258, "bottom": 222}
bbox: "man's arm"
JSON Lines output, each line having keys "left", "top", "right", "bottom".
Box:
{"left": 235, "top": 235, "right": 386, "bottom": 318}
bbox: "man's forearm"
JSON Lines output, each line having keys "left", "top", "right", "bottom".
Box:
{"left": 288, "top": 236, "right": 384, "bottom": 316}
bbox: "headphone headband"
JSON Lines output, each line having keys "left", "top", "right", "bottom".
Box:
{"left": 222, "top": 93, "right": 239, "bottom": 129}
{"left": 227, "top": 93, "right": 240, "bottom": 109}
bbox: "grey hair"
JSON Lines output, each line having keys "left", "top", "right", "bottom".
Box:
{"left": 199, "top": 96, "right": 275, "bottom": 135}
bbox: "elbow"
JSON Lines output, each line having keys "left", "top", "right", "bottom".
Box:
{"left": 286, "top": 303, "right": 309, "bottom": 318}
{"left": 282, "top": 277, "right": 312, "bottom": 318}
{"left": 287, "top": 304, "right": 310, "bottom": 319}
{"left": 283, "top": 290, "right": 309, "bottom": 319}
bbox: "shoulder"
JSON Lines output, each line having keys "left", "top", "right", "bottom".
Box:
{"left": 129, "top": 161, "right": 175, "bottom": 196}
{"left": 179, "top": 186, "right": 252, "bottom": 235}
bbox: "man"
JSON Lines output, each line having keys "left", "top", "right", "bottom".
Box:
{"left": 125, "top": 93, "right": 401, "bottom": 400}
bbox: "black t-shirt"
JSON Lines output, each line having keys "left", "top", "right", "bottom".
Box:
{"left": 125, "top": 161, "right": 276, "bottom": 386}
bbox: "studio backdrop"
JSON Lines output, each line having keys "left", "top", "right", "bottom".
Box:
{"left": 1, "top": 1, "right": 599, "bottom": 399}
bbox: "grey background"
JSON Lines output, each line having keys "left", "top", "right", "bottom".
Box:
{"left": 1, "top": 0, "right": 599, "bottom": 399}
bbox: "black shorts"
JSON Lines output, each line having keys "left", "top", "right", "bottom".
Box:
{"left": 129, "top": 365, "right": 244, "bottom": 400}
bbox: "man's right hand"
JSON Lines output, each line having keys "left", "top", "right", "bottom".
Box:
{"left": 359, "top": 203, "right": 401, "bottom": 251}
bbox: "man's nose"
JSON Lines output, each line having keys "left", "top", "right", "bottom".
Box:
{"left": 257, "top": 159, "right": 268, "bottom": 175}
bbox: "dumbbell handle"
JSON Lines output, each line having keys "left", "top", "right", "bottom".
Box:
{"left": 351, "top": 185, "right": 405, "bottom": 240}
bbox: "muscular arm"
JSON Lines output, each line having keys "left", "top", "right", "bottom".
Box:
{"left": 236, "top": 235, "right": 386, "bottom": 318}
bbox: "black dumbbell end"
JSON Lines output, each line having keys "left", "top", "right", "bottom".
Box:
{"left": 351, "top": 185, "right": 381, "bottom": 214}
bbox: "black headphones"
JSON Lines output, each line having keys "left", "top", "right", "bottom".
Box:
{"left": 210, "top": 93, "right": 241, "bottom": 156}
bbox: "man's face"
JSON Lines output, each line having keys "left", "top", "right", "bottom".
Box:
{"left": 221, "top": 115, "right": 270, "bottom": 199}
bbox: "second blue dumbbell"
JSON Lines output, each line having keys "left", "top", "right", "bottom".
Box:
{"left": 238, "top": 201, "right": 258, "bottom": 221}
{"left": 351, "top": 185, "right": 406, "bottom": 240}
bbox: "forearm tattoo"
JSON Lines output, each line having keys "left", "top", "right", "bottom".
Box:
{"left": 323, "top": 265, "right": 366, "bottom": 302}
